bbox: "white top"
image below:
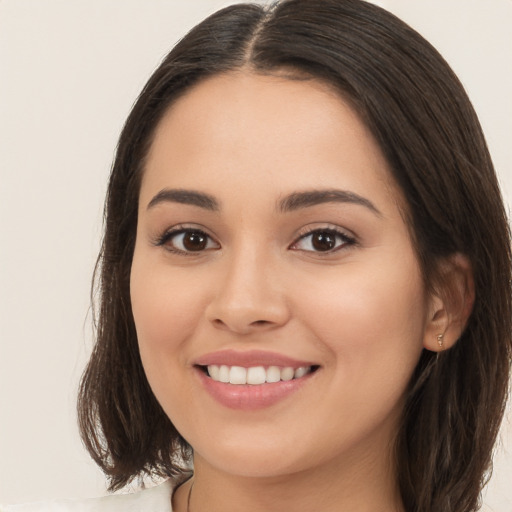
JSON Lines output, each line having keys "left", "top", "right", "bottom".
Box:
{"left": 0, "top": 480, "right": 173, "bottom": 512}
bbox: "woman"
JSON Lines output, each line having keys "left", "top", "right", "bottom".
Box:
{"left": 3, "top": 0, "right": 510, "bottom": 511}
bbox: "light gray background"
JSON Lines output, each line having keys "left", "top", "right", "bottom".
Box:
{"left": 1, "top": 0, "right": 511, "bottom": 509}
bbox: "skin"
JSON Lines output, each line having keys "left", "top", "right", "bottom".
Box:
{"left": 130, "top": 71, "right": 456, "bottom": 512}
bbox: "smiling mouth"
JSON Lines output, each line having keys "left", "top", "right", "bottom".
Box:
{"left": 198, "top": 364, "right": 319, "bottom": 385}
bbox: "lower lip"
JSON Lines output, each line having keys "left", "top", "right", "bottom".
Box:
{"left": 195, "top": 368, "right": 315, "bottom": 410}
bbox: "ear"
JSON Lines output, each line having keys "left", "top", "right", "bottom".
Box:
{"left": 423, "top": 253, "right": 475, "bottom": 352}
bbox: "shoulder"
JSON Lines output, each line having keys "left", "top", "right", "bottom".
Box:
{"left": 0, "top": 480, "right": 173, "bottom": 512}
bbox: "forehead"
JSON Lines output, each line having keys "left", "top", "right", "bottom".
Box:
{"left": 141, "top": 71, "right": 402, "bottom": 212}
{"left": 149, "top": 71, "right": 370, "bottom": 156}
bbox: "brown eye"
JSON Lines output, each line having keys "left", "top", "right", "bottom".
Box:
{"left": 311, "top": 232, "right": 336, "bottom": 251}
{"left": 159, "top": 228, "right": 220, "bottom": 254}
{"left": 182, "top": 231, "right": 208, "bottom": 251}
{"left": 291, "top": 228, "right": 355, "bottom": 253}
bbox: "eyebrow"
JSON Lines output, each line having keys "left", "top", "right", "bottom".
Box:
{"left": 147, "top": 189, "right": 219, "bottom": 211}
{"left": 278, "top": 189, "right": 381, "bottom": 216}
{"left": 146, "top": 187, "right": 381, "bottom": 216}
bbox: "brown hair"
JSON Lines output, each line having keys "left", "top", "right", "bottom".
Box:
{"left": 78, "top": 1, "right": 512, "bottom": 510}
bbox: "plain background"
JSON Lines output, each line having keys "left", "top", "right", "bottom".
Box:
{"left": 1, "top": 0, "right": 511, "bottom": 509}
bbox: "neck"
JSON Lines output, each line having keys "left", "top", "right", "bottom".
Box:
{"left": 175, "top": 437, "right": 403, "bottom": 512}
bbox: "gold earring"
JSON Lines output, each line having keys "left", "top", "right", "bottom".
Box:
{"left": 437, "top": 334, "right": 444, "bottom": 350}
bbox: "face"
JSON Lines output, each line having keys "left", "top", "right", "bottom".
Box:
{"left": 130, "top": 72, "right": 431, "bottom": 480}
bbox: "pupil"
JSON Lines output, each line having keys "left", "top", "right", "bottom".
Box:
{"left": 312, "top": 232, "right": 335, "bottom": 251}
{"left": 183, "top": 232, "right": 207, "bottom": 251}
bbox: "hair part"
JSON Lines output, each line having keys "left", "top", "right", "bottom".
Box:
{"left": 78, "top": 1, "right": 512, "bottom": 510}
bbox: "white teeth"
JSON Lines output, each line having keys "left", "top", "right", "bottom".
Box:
{"left": 206, "top": 364, "right": 313, "bottom": 384}
{"left": 247, "top": 366, "right": 266, "bottom": 385}
{"left": 294, "top": 366, "right": 308, "bottom": 378}
{"left": 266, "top": 366, "right": 281, "bottom": 383}
{"left": 209, "top": 365, "right": 220, "bottom": 381}
{"left": 219, "top": 365, "right": 229, "bottom": 383}
{"left": 280, "top": 367, "right": 295, "bottom": 381}
{"left": 229, "top": 366, "right": 247, "bottom": 384}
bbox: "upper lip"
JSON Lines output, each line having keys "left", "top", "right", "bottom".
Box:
{"left": 194, "top": 349, "right": 317, "bottom": 369}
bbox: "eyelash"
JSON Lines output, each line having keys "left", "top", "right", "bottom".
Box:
{"left": 154, "top": 225, "right": 356, "bottom": 256}
{"left": 290, "top": 226, "right": 356, "bottom": 254}
{"left": 154, "top": 225, "right": 218, "bottom": 256}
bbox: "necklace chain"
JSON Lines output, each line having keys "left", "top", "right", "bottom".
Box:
{"left": 186, "top": 479, "right": 194, "bottom": 512}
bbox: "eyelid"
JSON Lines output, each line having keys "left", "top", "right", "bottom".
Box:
{"left": 154, "top": 224, "right": 220, "bottom": 255}
{"left": 289, "top": 224, "right": 357, "bottom": 253}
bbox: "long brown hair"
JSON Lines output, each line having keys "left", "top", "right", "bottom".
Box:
{"left": 78, "top": 1, "right": 512, "bottom": 510}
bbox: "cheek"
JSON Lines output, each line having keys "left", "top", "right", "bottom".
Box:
{"left": 293, "top": 254, "right": 427, "bottom": 380}
{"left": 130, "top": 255, "right": 207, "bottom": 379}
{"left": 129, "top": 256, "right": 215, "bottom": 432}
{"left": 293, "top": 259, "right": 426, "bottom": 441}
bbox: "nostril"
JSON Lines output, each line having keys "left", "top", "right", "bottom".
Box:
{"left": 251, "top": 320, "right": 270, "bottom": 326}
{"left": 208, "top": 308, "right": 287, "bottom": 333}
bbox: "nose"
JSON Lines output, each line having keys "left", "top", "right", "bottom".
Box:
{"left": 205, "top": 249, "right": 290, "bottom": 335}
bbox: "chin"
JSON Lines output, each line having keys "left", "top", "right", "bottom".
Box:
{"left": 194, "top": 445, "right": 311, "bottom": 479}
